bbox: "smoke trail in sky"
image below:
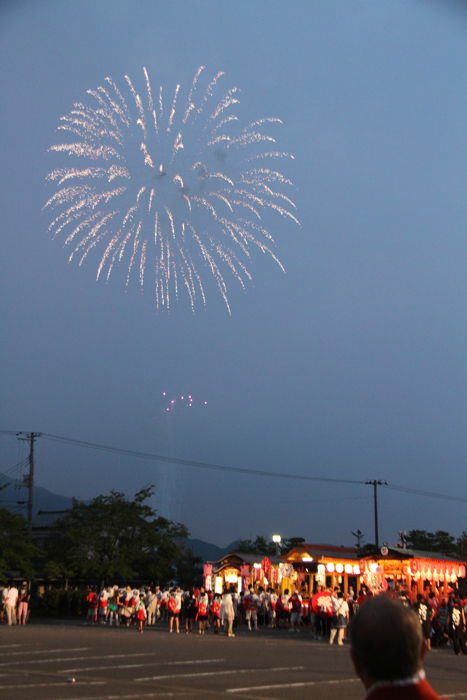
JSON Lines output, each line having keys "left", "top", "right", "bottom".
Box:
{"left": 157, "top": 391, "right": 209, "bottom": 521}
{"left": 45, "top": 66, "right": 299, "bottom": 312}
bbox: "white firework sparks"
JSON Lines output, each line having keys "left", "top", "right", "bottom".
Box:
{"left": 45, "top": 66, "right": 299, "bottom": 313}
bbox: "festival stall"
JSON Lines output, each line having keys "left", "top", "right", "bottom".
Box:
{"left": 285, "top": 544, "right": 361, "bottom": 595}
{"left": 359, "top": 546, "right": 466, "bottom": 597}
{"left": 203, "top": 552, "right": 282, "bottom": 594}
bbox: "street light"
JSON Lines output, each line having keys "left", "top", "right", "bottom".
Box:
{"left": 272, "top": 534, "right": 282, "bottom": 556}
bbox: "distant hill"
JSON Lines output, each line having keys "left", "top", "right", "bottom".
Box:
{"left": 180, "top": 538, "right": 242, "bottom": 561}
{"left": 0, "top": 473, "right": 239, "bottom": 557}
{"left": 0, "top": 472, "right": 73, "bottom": 523}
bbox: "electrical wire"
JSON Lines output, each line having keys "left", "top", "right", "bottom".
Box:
{"left": 1, "top": 429, "right": 466, "bottom": 503}
{"left": 40, "top": 432, "right": 366, "bottom": 485}
{"left": 385, "top": 483, "right": 466, "bottom": 504}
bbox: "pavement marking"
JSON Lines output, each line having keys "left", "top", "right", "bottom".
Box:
{"left": 0, "top": 681, "right": 105, "bottom": 690}
{"left": 0, "top": 644, "right": 23, "bottom": 648}
{"left": 1, "top": 646, "right": 90, "bottom": 658}
{"left": 51, "top": 694, "right": 177, "bottom": 699}
{"left": 227, "top": 677, "right": 360, "bottom": 693}
{"left": 136, "top": 665, "right": 305, "bottom": 682}
{"left": 60, "top": 658, "right": 226, "bottom": 674}
{"left": 0, "top": 651, "right": 162, "bottom": 668}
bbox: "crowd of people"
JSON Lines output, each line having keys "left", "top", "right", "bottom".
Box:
{"left": 82, "top": 581, "right": 467, "bottom": 654}
{"left": 2, "top": 578, "right": 466, "bottom": 656}
{"left": 0, "top": 581, "right": 30, "bottom": 625}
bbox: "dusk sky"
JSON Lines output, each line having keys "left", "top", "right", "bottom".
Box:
{"left": 1, "top": 0, "right": 465, "bottom": 549}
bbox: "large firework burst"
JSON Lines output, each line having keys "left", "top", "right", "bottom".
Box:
{"left": 45, "top": 66, "right": 299, "bottom": 313}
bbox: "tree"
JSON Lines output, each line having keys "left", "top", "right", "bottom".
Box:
{"left": 44, "top": 487, "right": 190, "bottom": 583}
{"left": 235, "top": 535, "right": 277, "bottom": 556}
{"left": 405, "top": 530, "right": 458, "bottom": 556}
{"left": 234, "top": 535, "right": 306, "bottom": 556}
{"left": 0, "top": 508, "right": 41, "bottom": 582}
{"left": 457, "top": 531, "right": 467, "bottom": 561}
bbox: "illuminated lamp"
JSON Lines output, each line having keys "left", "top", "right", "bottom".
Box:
{"left": 359, "top": 576, "right": 363, "bottom": 583}
{"left": 439, "top": 572, "right": 445, "bottom": 581}
{"left": 433, "top": 570, "right": 439, "bottom": 582}
{"left": 215, "top": 576, "right": 223, "bottom": 594}
{"left": 253, "top": 563, "right": 261, "bottom": 569}
{"left": 369, "top": 563, "right": 378, "bottom": 574}
{"left": 225, "top": 573, "right": 238, "bottom": 583}
{"left": 353, "top": 565, "right": 361, "bottom": 575}
{"left": 414, "top": 572, "right": 421, "bottom": 581}
{"left": 335, "top": 563, "right": 344, "bottom": 574}
{"left": 326, "top": 563, "right": 335, "bottom": 573}
{"left": 450, "top": 573, "right": 457, "bottom": 584}
{"left": 460, "top": 566, "right": 466, "bottom": 577}
{"left": 302, "top": 556, "right": 313, "bottom": 562}
{"left": 426, "top": 569, "right": 432, "bottom": 579}
{"left": 344, "top": 564, "right": 353, "bottom": 574}
{"left": 318, "top": 564, "right": 326, "bottom": 574}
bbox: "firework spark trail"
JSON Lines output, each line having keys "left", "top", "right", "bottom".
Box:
{"left": 45, "top": 66, "right": 299, "bottom": 312}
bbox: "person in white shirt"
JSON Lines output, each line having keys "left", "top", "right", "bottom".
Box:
{"left": 244, "top": 586, "right": 259, "bottom": 631}
{"left": 5, "top": 583, "right": 19, "bottom": 626}
{"left": 329, "top": 591, "right": 349, "bottom": 645}
{"left": 220, "top": 588, "right": 236, "bottom": 637}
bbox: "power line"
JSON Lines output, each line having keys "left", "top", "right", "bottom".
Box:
{"left": 39, "top": 432, "right": 366, "bottom": 486}
{"left": 1, "top": 429, "right": 466, "bottom": 503}
{"left": 385, "top": 483, "right": 467, "bottom": 504}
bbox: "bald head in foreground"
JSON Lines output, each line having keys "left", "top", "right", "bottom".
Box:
{"left": 349, "top": 595, "right": 442, "bottom": 699}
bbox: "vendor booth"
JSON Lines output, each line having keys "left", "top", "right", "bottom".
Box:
{"left": 203, "top": 552, "right": 282, "bottom": 593}
{"left": 285, "top": 544, "right": 361, "bottom": 595}
{"left": 359, "top": 546, "right": 466, "bottom": 597}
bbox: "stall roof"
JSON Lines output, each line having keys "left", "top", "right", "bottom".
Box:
{"left": 208, "top": 551, "right": 283, "bottom": 566}
{"left": 286, "top": 543, "right": 359, "bottom": 561}
{"left": 361, "top": 546, "right": 463, "bottom": 563}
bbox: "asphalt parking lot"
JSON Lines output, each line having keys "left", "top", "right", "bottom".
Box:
{"left": 0, "top": 622, "right": 466, "bottom": 699}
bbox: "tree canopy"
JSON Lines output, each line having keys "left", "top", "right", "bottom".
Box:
{"left": 44, "top": 486, "right": 197, "bottom": 584}
{"left": 0, "top": 508, "right": 40, "bottom": 582}
{"left": 234, "top": 535, "right": 306, "bottom": 556}
{"left": 405, "top": 529, "right": 461, "bottom": 556}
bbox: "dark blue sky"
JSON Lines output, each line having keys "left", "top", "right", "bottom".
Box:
{"left": 1, "top": 0, "right": 465, "bottom": 547}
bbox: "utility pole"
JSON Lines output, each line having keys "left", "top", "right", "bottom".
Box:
{"left": 351, "top": 529, "right": 364, "bottom": 550}
{"left": 17, "top": 432, "right": 42, "bottom": 530}
{"left": 365, "top": 480, "right": 388, "bottom": 548}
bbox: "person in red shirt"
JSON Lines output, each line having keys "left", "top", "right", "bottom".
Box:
{"left": 86, "top": 588, "right": 98, "bottom": 624}
{"left": 349, "top": 595, "right": 443, "bottom": 699}
{"left": 210, "top": 594, "right": 221, "bottom": 634}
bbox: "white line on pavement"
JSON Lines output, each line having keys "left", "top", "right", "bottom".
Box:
{"left": 0, "top": 644, "right": 23, "bottom": 648}
{"left": 1, "top": 647, "right": 90, "bottom": 658}
{"left": 136, "top": 665, "right": 305, "bottom": 682}
{"left": 59, "top": 658, "right": 226, "bottom": 674}
{"left": 227, "top": 677, "right": 360, "bottom": 693}
{"left": 0, "top": 651, "right": 162, "bottom": 668}
{"left": 0, "top": 681, "right": 105, "bottom": 690}
{"left": 50, "top": 694, "right": 177, "bottom": 699}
